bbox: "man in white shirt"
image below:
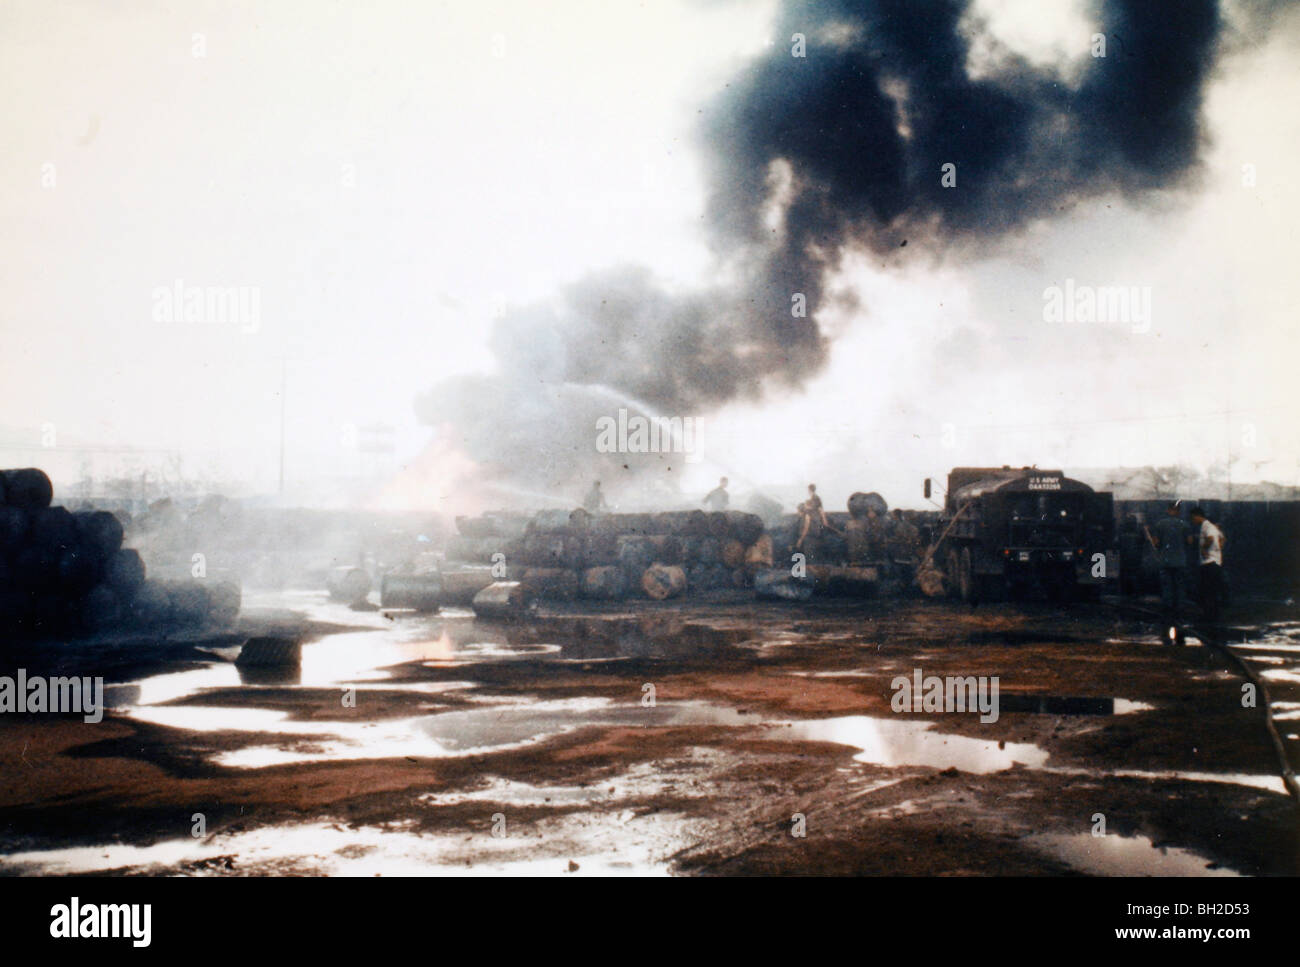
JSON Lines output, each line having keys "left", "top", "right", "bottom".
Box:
{"left": 1189, "top": 506, "right": 1225, "bottom": 623}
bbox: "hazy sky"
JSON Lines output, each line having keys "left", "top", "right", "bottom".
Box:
{"left": 3, "top": 0, "right": 1298, "bottom": 511}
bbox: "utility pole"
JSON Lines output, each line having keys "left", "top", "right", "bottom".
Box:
{"left": 278, "top": 356, "right": 287, "bottom": 497}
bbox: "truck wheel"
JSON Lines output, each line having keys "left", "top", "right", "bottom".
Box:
{"left": 959, "top": 547, "right": 975, "bottom": 604}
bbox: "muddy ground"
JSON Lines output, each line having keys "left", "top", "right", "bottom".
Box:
{"left": 1, "top": 590, "right": 1297, "bottom": 876}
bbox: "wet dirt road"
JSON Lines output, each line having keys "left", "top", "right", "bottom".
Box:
{"left": 1, "top": 591, "right": 1297, "bottom": 876}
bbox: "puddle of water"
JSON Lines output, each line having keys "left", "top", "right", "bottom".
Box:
{"left": 864, "top": 797, "right": 930, "bottom": 818}
{"left": 1113, "top": 699, "right": 1155, "bottom": 714}
{"left": 420, "top": 780, "right": 619, "bottom": 807}
{"left": 788, "top": 669, "right": 876, "bottom": 679}
{"left": 133, "top": 664, "right": 242, "bottom": 706}
{"left": 1045, "top": 766, "right": 1287, "bottom": 795}
{"left": 772, "top": 716, "right": 1049, "bottom": 773}
{"left": 125, "top": 626, "right": 472, "bottom": 706}
{"left": 515, "top": 616, "right": 749, "bottom": 661}
{"left": 842, "top": 777, "right": 911, "bottom": 802}
{"left": 299, "top": 625, "right": 509, "bottom": 682}
{"left": 416, "top": 753, "right": 721, "bottom": 808}
{"left": 1114, "top": 769, "right": 1287, "bottom": 794}
{"left": 782, "top": 677, "right": 1154, "bottom": 717}
{"left": 415, "top": 700, "right": 760, "bottom": 753}
{"left": 1235, "top": 641, "right": 1300, "bottom": 654}
{"left": 1025, "top": 832, "right": 1239, "bottom": 876}
{"left": 424, "top": 642, "right": 563, "bottom": 664}
{"left": 997, "top": 695, "right": 1153, "bottom": 716}
{"left": 0, "top": 819, "right": 673, "bottom": 877}
{"left": 1260, "top": 668, "right": 1300, "bottom": 686}
{"left": 130, "top": 706, "right": 297, "bottom": 733}
{"left": 158, "top": 610, "right": 749, "bottom": 698}
{"left": 199, "top": 699, "right": 763, "bottom": 769}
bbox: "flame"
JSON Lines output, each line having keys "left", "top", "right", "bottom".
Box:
{"left": 369, "top": 428, "right": 490, "bottom": 515}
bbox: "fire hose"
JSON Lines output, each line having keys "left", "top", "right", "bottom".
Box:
{"left": 1197, "top": 624, "right": 1300, "bottom": 806}
{"left": 1109, "top": 600, "right": 1299, "bottom": 807}
{"left": 917, "top": 501, "right": 972, "bottom": 574}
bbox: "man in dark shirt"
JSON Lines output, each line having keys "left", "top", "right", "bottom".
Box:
{"left": 703, "top": 477, "right": 729, "bottom": 512}
{"left": 1150, "top": 501, "right": 1192, "bottom": 643}
{"left": 888, "top": 509, "right": 922, "bottom": 562}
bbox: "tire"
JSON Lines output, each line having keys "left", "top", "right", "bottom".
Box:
{"left": 958, "top": 547, "right": 975, "bottom": 604}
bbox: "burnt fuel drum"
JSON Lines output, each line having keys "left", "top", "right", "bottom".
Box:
{"left": 926, "top": 467, "right": 1115, "bottom": 603}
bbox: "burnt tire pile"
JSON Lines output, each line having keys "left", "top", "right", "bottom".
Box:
{"left": 444, "top": 507, "right": 773, "bottom": 602}
{"left": 0, "top": 468, "right": 240, "bottom": 638}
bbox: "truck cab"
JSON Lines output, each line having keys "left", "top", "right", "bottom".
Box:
{"left": 931, "top": 467, "right": 1115, "bottom": 602}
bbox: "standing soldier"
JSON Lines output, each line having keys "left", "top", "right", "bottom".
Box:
{"left": 583, "top": 480, "right": 608, "bottom": 515}
{"left": 1150, "top": 501, "right": 1193, "bottom": 644}
{"left": 863, "top": 506, "right": 888, "bottom": 559}
{"left": 1189, "top": 506, "right": 1226, "bottom": 624}
{"left": 888, "top": 509, "right": 921, "bottom": 562}
{"left": 703, "top": 477, "right": 730, "bottom": 512}
{"left": 796, "top": 484, "right": 831, "bottom": 562}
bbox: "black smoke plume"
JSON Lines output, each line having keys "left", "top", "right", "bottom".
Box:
{"left": 416, "top": 0, "right": 1286, "bottom": 499}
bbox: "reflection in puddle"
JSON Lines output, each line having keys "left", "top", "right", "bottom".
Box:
{"left": 131, "top": 706, "right": 297, "bottom": 733}
{"left": 1108, "top": 769, "right": 1286, "bottom": 794}
{"left": 772, "top": 716, "right": 1049, "bottom": 773}
{"left": 1043, "top": 765, "right": 1287, "bottom": 795}
{"left": 0, "top": 819, "right": 674, "bottom": 877}
{"left": 789, "top": 669, "right": 876, "bottom": 679}
{"left": 520, "top": 616, "right": 749, "bottom": 661}
{"left": 188, "top": 700, "right": 764, "bottom": 769}
{"left": 420, "top": 781, "right": 620, "bottom": 807}
{"left": 417, "top": 755, "right": 719, "bottom": 808}
{"left": 782, "top": 677, "right": 1155, "bottom": 717}
{"left": 1025, "top": 832, "right": 1239, "bottom": 876}
{"left": 124, "top": 613, "right": 731, "bottom": 705}
{"left": 422, "top": 642, "right": 563, "bottom": 666}
{"left": 1261, "top": 668, "right": 1300, "bottom": 686}
{"left": 997, "top": 696, "right": 1153, "bottom": 716}
{"left": 1236, "top": 641, "right": 1300, "bottom": 653}
{"left": 415, "top": 700, "right": 761, "bottom": 753}
{"left": 237, "top": 664, "right": 303, "bottom": 686}
{"left": 134, "top": 664, "right": 241, "bottom": 705}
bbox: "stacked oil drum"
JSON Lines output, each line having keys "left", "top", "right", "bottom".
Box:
{"left": 0, "top": 468, "right": 239, "bottom": 638}
{"left": 442, "top": 507, "right": 773, "bottom": 602}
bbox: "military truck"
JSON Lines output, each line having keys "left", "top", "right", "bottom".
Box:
{"left": 922, "top": 467, "right": 1116, "bottom": 602}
